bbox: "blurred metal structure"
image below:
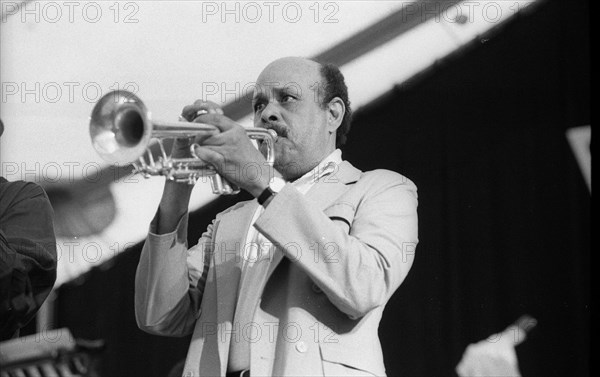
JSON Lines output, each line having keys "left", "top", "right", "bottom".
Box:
{"left": 0, "top": 328, "right": 104, "bottom": 377}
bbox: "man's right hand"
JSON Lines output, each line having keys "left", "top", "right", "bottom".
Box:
{"left": 171, "top": 100, "right": 223, "bottom": 159}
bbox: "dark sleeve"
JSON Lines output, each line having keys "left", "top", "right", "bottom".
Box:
{"left": 0, "top": 180, "right": 57, "bottom": 340}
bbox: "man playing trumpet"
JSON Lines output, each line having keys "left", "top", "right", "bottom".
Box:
{"left": 135, "top": 57, "right": 419, "bottom": 377}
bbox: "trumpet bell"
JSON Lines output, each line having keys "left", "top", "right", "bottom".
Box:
{"left": 90, "top": 90, "right": 152, "bottom": 164}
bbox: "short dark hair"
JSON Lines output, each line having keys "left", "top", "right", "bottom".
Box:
{"left": 318, "top": 63, "right": 352, "bottom": 148}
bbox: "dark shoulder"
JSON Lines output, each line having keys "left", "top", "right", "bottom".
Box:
{"left": 0, "top": 178, "right": 49, "bottom": 204}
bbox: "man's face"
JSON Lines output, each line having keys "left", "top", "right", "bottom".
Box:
{"left": 253, "top": 58, "right": 335, "bottom": 180}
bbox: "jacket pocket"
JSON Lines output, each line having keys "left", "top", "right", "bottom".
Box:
{"left": 319, "top": 342, "right": 385, "bottom": 377}
{"left": 323, "top": 202, "right": 356, "bottom": 233}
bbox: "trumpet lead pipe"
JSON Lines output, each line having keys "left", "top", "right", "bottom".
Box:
{"left": 151, "top": 120, "right": 218, "bottom": 137}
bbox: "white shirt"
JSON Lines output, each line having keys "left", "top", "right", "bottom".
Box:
{"left": 228, "top": 149, "right": 342, "bottom": 370}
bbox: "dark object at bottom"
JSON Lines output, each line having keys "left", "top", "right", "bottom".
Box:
{"left": 0, "top": 328, "right": 105, "bottom": 377}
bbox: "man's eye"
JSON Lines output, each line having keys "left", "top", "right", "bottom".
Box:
{"left": 282, "top": 95, "right": 295, "bottom": 102}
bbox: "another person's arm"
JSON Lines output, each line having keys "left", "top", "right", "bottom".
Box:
{"left": 0, "top": 180, "right": 57, "bottom": 340}
{"left": 455, "top": 315, "right": 537, "bottom": 377}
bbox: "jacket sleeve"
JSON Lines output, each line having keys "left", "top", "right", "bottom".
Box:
{"left": 134, "top": 211, "right": 214, "bottom": 337}
{"left": 254, "top": 170, "right": 418, "bottom": 319}
{"left": 0, "top": 181, "right": 57, "bottom": 340}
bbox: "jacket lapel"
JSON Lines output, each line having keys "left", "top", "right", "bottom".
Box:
{"left": 208, "top": 161, "right": 362, "bottom": 372}
{"left": 305, "top": 160, "right": 362, "bottom": 210}
{"left": 265, "top": 160, "right": 362, "bottom": 280}
{"left": 213, "top": 200, "right": 258, "bottom": 371}
{"left": 212, "top": 161, "right": 362, "bottom": 344}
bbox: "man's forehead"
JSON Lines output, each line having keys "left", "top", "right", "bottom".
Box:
{"left": 255, "top": 57, "right": 321, "bottom": 89}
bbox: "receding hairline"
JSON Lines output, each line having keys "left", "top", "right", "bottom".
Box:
{"left": 257, "top": 57, "right": 323, "bottom": 82}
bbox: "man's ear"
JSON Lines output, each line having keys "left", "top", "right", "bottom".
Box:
{"left": 327, "top": 97, "right": 345, "bottom": 133}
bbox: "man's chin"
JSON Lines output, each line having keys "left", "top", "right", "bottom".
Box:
{"left": 275, "top": 157, "right": 308, "bottom": 180}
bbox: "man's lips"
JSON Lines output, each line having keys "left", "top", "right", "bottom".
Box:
{"left": 264, "top": 123, "right": 289, "bottom": 138}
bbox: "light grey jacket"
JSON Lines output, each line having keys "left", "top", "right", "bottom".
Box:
{"left": 135, "top": 161, "right": 418, "bottom": 377}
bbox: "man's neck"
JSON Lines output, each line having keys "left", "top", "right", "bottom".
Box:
{"left": 281, "top": 148, "right": 341, "bottom": 182}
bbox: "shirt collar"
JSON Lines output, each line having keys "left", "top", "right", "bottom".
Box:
{"left": 292, "top": 149, "right": 342, "bottom": 195}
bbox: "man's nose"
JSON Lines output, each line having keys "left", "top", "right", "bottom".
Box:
{"left": 261, "top": 102, "right": 280, "bottom": 123}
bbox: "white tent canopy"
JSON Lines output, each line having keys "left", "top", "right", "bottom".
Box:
{"left": 0, "top": 0, "right": 538, "bottom": 286}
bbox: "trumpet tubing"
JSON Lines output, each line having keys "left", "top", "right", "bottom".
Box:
{"left": 89, "top": 90, "right": 277, "bottom": 194}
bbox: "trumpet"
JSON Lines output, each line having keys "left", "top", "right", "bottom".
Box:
{"left": 89, "top": 90, "right": 277, "bottom": 194}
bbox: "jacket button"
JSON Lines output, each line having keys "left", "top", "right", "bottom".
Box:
{"left": 311, "top": 283, "right": 323, "bottom": 293}
{"left": 295, "top": 341, "right": 308, "bottom": 353}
